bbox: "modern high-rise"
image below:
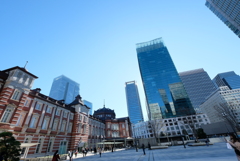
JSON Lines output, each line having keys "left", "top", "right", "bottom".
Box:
{"left": 125, "top": 81, "right": 144, "bottom": 124}
{"left": 179, "top": 68, "right": 217, "bottom": 113}
{"left": 83, "top": 100, "right": 93, "bottom": 115}
{"left": 136, "top": 37, "right": 195, "bottom": 120}
{"left": 205, "top": 0, "right": 240, "bottom": 38}
{"left": 213, "top": 71, "right": 240, "bottom": 89}
{"left": 49, "top": 75, "right": 80, "bottom": 104}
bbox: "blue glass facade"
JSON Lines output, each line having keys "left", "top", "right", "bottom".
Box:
{"left": 213, "top": 71, "right": 240, "bottom": 89}
{"left": 179, "top": 69, "right": 217, "bottom": 113}
{"left": 49, "top": 75, "right": 80, "bottom": 104}
{"left": 136, "top": 38, "right": 195, "bottom": 120}
{"left": 83, "top": 100, "right": 93, "bottom": 115}
{"left": 125, "top": 81, "right": 144, "bottom": 124}
{"left": 205, "top": 0, "right": 240, "bottom": 38}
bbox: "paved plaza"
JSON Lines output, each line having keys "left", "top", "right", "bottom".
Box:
{"left": 66, "top": 142, "right": 237, "bottom": 161}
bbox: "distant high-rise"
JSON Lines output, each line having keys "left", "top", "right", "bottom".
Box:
{"left": 83, "top": 100, "right": 93, "bottom": 115}
{"left": 179, "top": 68, "right": 217, "bottom": 113}
{"left": 125, "top": 81, "right": 144, "bottom": 124}
{"left": 213, "top": 71, "right": 240, "bottom": 89}
{"left": 205, "top": 0, "right": 240, "bottom": 38}
{"left": 136, "top": 37, "right": 195, "bottom": 120}
{"left": 49, "top": 75, "right": 80, "bottom": 104}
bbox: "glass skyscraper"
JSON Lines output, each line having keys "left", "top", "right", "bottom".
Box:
{"left": 179, "top": 68, "right": 217, "bottom": 113}
{"left": 213, "top": 71, "right": 240, "bottom": 89}
{"left": 83, "top": 100, "right": 93, "bottom": 115}
{"left": 125, "top": 81, "right": 144, "bottom": 124}
{"left": 205, "top": 0, "right": 240, "bottom": 38}
{"left": 136, "top": 38, "right": 195, "bottom": 120}
{"left": 49, "top": 75, "right": 80, "bottom": 104}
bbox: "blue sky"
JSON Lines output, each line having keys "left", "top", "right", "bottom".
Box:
{"left": 0, "top": 0, "right": 239, "bottom": 120}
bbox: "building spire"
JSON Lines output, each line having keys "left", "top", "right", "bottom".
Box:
{"left": 103, "top": 99, "right": 105, "bottom": 108}
{"left": 24, "top": 61, "right": 28, "bottom": 69}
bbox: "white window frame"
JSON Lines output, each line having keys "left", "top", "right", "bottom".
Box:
{"left": 1, "top": 106, "right": 14, "bottom": 123}
{"left": 35, "top": 103, "right": 42, "bottom": 110}
{"left": 11, "top": 89, "right": 21, "bottom": 100}
{"left": 68, "top": 123, "right": 72, "bottom": 133}
{"left": 16, "top": 113, "right": 26, "bottom": 126}
{"left": 42, "top": 117, "right": 50, "bottom": 130}
{"left": 79, "top": 115, "right": 82, "bottom": 121}
{"left": 70, "top": 114, "right": 74, "bottom": 120}
{"left": 52, "top": 119, "right": 59, "bottom": 131}
{"left": 56, "top": 109, "right": 61, "bottom": 116}
{"left": 24, "top": 98, "right": 31, "bottom": 107}
{"left": 78, "top": 123, "right": 82, "bottom": 133}
{"left": 29, "top": 115, "right": 39, "bottom": 128}
{"left": 63, "top": 112, "right": 67, "bottom": 118}
{"left": 60, "top": 121, "right": 66, "bottom": 132}
{"left": 46, "top": 107, "right": 52, "bottom": 113}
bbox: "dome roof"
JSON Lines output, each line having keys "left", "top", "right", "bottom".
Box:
{"left": 94, "top": 105, "right": 115, "bottom": 115}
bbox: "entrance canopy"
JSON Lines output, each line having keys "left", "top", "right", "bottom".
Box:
{"left": 78, "top": 142, "right": 85, "bottom": 147}
{"left": 97, "top": 142, "right": 123, "bottom": 144}
{"left": 20, "top": 143, "right": 39, "bottom": 148}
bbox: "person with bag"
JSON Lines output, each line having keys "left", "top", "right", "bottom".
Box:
{"left": 68, "top": 150, "right": 73, "bottom": 161}
{"left": 74, "top": 150, "right": 78, "bottom": 158}
{"left": 52, "top": 150, "right": 60, "bottom": 161}
{"left": 226, "top": 134, "right": 240, "bottom": 161}
{"left": 98, "top": 147, "right": 102, "bottom": 157}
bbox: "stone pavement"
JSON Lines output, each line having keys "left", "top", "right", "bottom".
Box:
{"left": 66, "top": 142, "right": 237, "bottom": 161}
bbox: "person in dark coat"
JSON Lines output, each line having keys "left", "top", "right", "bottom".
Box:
{"left": 205, "top": 137, "right": 210, "bottom": 146}
{"left": 94, "top": 147, "right": 97, "bottom": 154}
{"left": 68, "top": 150, "right": 73, "bottom": 161}
{"left": 98, "top": 147, "right": 102, "bottom": 157}
{"left": 148, "top": 142, "right": 151, "bottom": 150}
{"left": 111, "top": 146, "right": 114, "bottom": 152}
{"left": 142, "top": 144, "right": 146, "bottom": 155}
{"left": 52, "top": 150, "right": 60, "bottom": 161}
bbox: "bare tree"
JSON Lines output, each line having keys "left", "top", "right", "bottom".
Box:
{"left": 148, "top": 119, "right": 165, "bottom": 143}
{"left": 213, "top": 102, "right": 240, "bottom": 132}
{"left": 182, "top": 116, "right": 198, "bottom": 139}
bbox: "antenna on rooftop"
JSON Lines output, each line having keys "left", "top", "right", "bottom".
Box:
{"left": 24, "top": 61, "right": 28, "bottom": 69}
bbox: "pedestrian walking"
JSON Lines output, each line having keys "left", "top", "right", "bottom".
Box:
{"left": 52, "top": 150, "right": 60, "bottom": 161}
{"left": 98, "top": 147, "right": 102, "bottom": 157}
{"left": 74, "top": 150, "right": 78, "bottom": 158}
{"left": 68, "top": 150, "right": 73, "bottom": 161}
{"left": 148, "top": 142, "right": 151, "bottom": 150}
{"left": 142, "top": 144, "right": 146, "bottom": 155}
{"left": 94, "top": 147, "right": 97, "bottom": 154}
{"left": 85, "top": 148, "right": 88, "bottom": 156}
{"left": 205, "top": 137, "right": 210, "bottom": 146}
{"left": 82, "top": 148, "right": 86, "bottom": 157}
{"left": 226, "top": 134, "right": 240, "bottom": 161}
{"left": 111, "top": 146, "right": 114, "bottom": 152}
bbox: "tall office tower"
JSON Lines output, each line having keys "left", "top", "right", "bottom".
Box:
{"left": 83, "top": 100, "right": 93, "bottom": 115}
{"left": 179, "top": 68, "right": 217, "bottom": 113}
{"left": 136, "top": 38, "right": 195, "bottom": 120}
{"left": 213, "top": 71, "right": 240, "bottom": 89}
{"left": 205, "top": 0, "right": 240, "bottom": 38}
{"left": 49, "top": 75, "right": 80, "bottom": 104}
{"left": 125, "top": 81, "right": 144, "bottom": 124}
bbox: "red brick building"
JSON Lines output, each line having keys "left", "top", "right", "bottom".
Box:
{"left": 0, "top": 66, "right": 105, "bottom": 158}
{"left": 93, "top": 106, "right": 132, "bottom": 147}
